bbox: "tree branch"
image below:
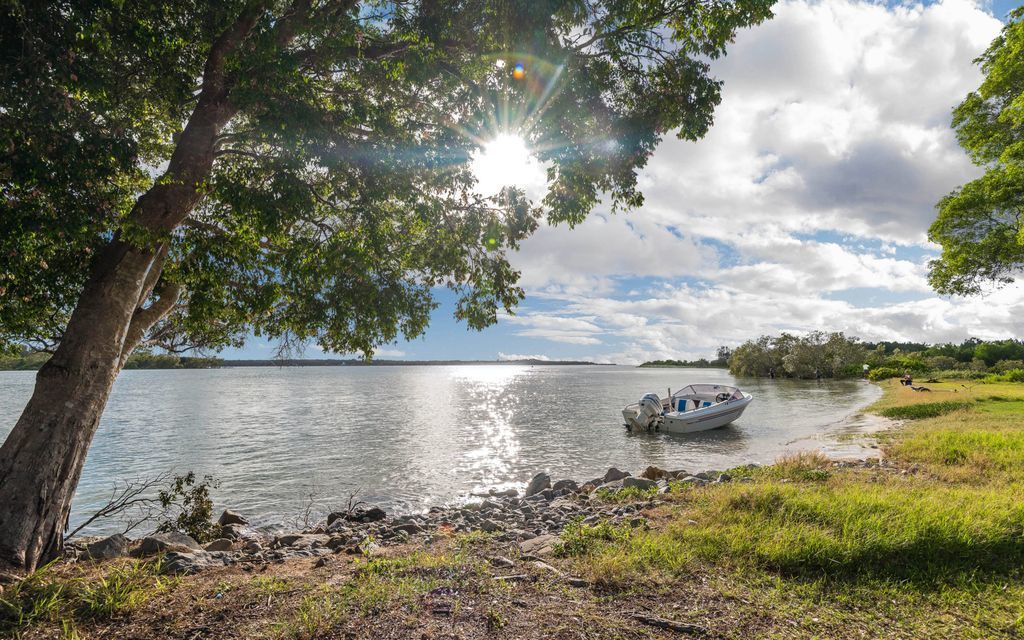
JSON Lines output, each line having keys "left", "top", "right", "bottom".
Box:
{"left": 120, "top": 281, "right": 183, "bottom": 367}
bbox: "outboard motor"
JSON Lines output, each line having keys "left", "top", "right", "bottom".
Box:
{"left": 626, "top": 393, "right": 663, "bottom": 431}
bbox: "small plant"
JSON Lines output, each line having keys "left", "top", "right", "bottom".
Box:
{"left": 251, "top": 576, "right": 291, "bottom": 596}
{"left": 276, "top": 588, "right": 344, "bottom": 640}
{"left": 156, "top": 472, "right": 220, "bottom": 542}
{"left": 554, "top": 518, "right": 633, "bottom": 557}
{"left": 867, "top": 366, "right": 901, "bottom": 381}
{"left": 485, "top": 607, "right": 507, "bottom": 631}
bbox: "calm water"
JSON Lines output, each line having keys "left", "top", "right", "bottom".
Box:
{"left": 0, "top": 366, "right": 879, "bottom": 535}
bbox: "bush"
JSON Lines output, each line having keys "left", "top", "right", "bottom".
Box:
{"left": 156, "top": 473, "right": 220, "bottom": 543}
{"left": 983, "top": 369, "right": 1024, "bottom": 383}
{"left": 867, "top": 367, "right": 900, "bottom": 381}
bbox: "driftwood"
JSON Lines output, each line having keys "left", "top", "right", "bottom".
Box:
{"left": 632, "top": 614, "right": 707, "bottom": 635}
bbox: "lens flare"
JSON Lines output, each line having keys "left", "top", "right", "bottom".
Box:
{"left": 512, "top": 62, "right": 526, "bottom": 80}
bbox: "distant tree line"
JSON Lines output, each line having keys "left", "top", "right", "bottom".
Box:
{"left": 0, "top": 347, "right": 221, "bottom": 371}
{"left": 640, "top": 347, "right": 732, "bottom": 368}
{"left": 727, "top": 333, "right": 1024, "bottom": 381}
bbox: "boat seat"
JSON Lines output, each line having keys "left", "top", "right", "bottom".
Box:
{"left": 701, "top": 401, "right": 712, "bottom": 408}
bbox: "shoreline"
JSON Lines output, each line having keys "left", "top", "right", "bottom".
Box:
{"left": 8, "top": 378, "right": 1022, "bottom": 639}
{"left": 66, "top": 382, "right": 900, "bottom": 576}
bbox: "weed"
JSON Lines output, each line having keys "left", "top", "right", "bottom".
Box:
{"left": 485, "top": 607, "right": 507, "bottom": 630}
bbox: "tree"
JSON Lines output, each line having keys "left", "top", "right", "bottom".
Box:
{"left": 0, "top": 1, "right": 775, "bottom": 571}
{"left": 929, "top": 8, "right": 1024, "bottom": 295}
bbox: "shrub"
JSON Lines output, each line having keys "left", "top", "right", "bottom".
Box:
{"left": 983, "top": 369, "right": 1024, "bottom": 383}
{"left": 867, "top": 366, "right": 900, "bottom": 381}
{"left": 156, "top": 473, "right": 220, "bottom": 543}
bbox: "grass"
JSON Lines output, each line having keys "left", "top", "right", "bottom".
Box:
{"left": 0, "top": 559, "right": 171, "bottom": 637}
{"left": 557, "top": 379, "right": 1024, "bottom": 636}
{"left": 878, "top": 400, "right": 973, "bottom": 420}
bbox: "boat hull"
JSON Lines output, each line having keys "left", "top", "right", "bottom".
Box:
{"left": 658, "top": 395, "right": 752, "bottom": 433}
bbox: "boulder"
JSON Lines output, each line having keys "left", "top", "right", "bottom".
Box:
{"left": 204, "top": 538, "right": 234, "bottom": 552}
{"left": 161, "top": 551, "right": 227, "bottom": 575}
{"left": 623, "top": 477, "right": 657, "bottom": 491}
{"left": 85, "top": 534, "right": 130, "bottom": 560}
{"left": 217, "top": 509, "right": 248, "bottom": 526}
{"left": 602, "top": 467, "right": 631, "bottom": 483}
{"left": 277, "top": 534, "right": 330, "bottom": 548}
{"left": 344, "top": 506, "right": 387, "bottom": 523}
{"left": 480, "top": 519, "right": 502, "bottom": 533}
{"left": 551, "top": 479, "right": 579, "bottom": 493}
{"left": 524, "top": 472, "right": 551, "bottom": 497}
{"left": 640, "top": 466, "right": 670, "bottom": 481}
{"left": 137, "top": 532, "right": 201, "bottom": 556}
{"left": 220, "top": 524, "right": 245, "bottom": 539}
{"left": 519, "top": 534, "right": 558, "bottom": 557}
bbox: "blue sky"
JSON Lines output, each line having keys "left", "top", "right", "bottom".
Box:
{"left": 225, "top": 0, "right": 1024, "bottom": 364}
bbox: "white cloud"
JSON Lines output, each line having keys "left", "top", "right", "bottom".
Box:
{"left": 497, "top": 352, "right": 551, "bottom": 361}
{"left": 503, "top": 0, "right": 1021, "bottom": 362}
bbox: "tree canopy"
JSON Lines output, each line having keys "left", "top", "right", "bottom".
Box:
{"left": 0, "top": 0, "right": 775, "bottom": 357}
{"left": 929, "top": 8, "right": 1024, "bottom": 295}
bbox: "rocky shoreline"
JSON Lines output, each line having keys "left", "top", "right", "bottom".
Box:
{"left": 68, "top": 458, "right": 900, "bottom": 576}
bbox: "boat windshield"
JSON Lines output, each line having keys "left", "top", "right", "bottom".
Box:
{"left": 672, "top": 384, "right": 738, "bottom": 397}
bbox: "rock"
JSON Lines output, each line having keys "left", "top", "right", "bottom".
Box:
{"left": 220, "top": 524, "right": 245, "bottom": 539}
{"left": 519, "top": 534, "right": 558, "bottom": 557}
{"left": 623, "top": 477, "right": 657, "bottom": 491}
{"left": 243, "top": 540, "right": 264, "bottom": 553}
{"left": 580, "top": 482, "right": 598, "bottom": 493}
{"left": 204, "top": 538, "right": 234, "bottom": 552}
{"left": 531, "top": 560, "right": 563, "bottom": 576}
{"left": 490, "top": 488, "right": 518, "bottom": 498}
{"left": 161, "top": 551, "right": 227, "bottom": 575}
{"left": 603, "top": 467, "right": 631, "bottom": 483}
{"left": 524, "top": 472, "right": 551, "bottom": 497}
{"left": 393, "top": 523, "right": 424, "bottom": 535}
{"left": 314, "top": 557, "right": 330, "bottom": 568}
{"left": 345, "top": 506, "right": 387, "bottom": 523}
{"left": 137, "top": 532, "right": 201, "bottom": 556}
{"left": 678, "top": 476, "right": 705, "bottom": 486}
{"left": 640, "top": 466, "right": 670, "bottom": 481}
{"left": 277, "top": 534, "right": 330, "bottom": 548}
{"left": 716, "top": 473, "right": 733, "bottom": 483}
{"left": 85, "top": 534, "right": 130, "bottom": 560}
{"left": 669, "top": 469, "right": 690, "bottom": 478}
{"left": 489, "top": 556, "right": 515, "bottom": 568}
{"left": 480, "top": 519, "right": 502, "bottom": 533}
{"left": 596, "top": 479, "right": 624, "bottom": 492}
{"left": 567, "top": 577, "right": 589, "bottom": 588}
{"left": 217, "top": 509, "right": 248, "bottom": 526}
{"left": 551, "top": 479, "right": 579, "bottom": 493}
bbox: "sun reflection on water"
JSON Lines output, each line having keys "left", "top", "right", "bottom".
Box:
{"left": 449, "top": 366, "right": 528, "bottom": 495}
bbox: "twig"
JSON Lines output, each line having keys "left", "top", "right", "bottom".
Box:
{"left": 631, "top": 614, "right": 707, "bottom": 635}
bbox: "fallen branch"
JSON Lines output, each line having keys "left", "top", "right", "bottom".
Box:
{"left": 631, "top": 614, "right": 707, "bottom": 635}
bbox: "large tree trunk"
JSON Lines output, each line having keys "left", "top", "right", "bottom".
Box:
{"left": 0, "top": 243, "right": 162, "bottom": 572}
{"left": 0, "top": 3, "right": 276, "bottom": 573}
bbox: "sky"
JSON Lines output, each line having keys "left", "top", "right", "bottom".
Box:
{"left": 226, "top": 0, "right": 1024, "bottom": 364}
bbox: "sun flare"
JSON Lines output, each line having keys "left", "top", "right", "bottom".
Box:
{"left": 471, "top": 133, "right": 546, "bottom": 196}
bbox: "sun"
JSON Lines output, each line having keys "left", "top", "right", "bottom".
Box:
{"left": 471, "top": 133, "right": 546, "bottom": 196}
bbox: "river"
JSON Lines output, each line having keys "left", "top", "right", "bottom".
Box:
{"left": 0, "top": 365, "right": 880, "bottom": 535}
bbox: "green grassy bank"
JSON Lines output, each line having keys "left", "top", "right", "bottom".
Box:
{"left": 3, "top": 379, "right": 1022, "bottom": 639}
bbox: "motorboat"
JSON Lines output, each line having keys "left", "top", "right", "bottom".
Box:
{"left": 621, "top": 383, "right": 753, "bottom": 434}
